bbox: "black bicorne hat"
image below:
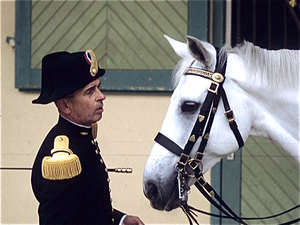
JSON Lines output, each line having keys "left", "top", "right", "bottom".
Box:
{"left": 32, "top": 50, "right": 105, "bottom": 104}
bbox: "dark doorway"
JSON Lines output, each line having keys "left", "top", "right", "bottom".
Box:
{"left": 231, "top": 0, "right": 300, "bottom": 49}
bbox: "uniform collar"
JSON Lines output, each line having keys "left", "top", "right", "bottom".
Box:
{"left": 60, "top": 115, "right": 92, "bottom": 129}
{"left": 58, "top": 115, "right": 93, "bottom": 137}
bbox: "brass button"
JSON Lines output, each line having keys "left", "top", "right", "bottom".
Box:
{"left": 107, "top": 178, "right": 110, "bottom": 183}
{"left": 100, "top": 159, "right": 104, "bottom": 164}
{"left": 110, "top": 198, "right": 113, "bottom": 202}
{"left": 95, "top": 150, "right": 99, "bottom": 154}
{"left": 105, "top": 168, "right": 108, "bottom": 173}
{"left": 109, "top": 188, "right": 111, "bottom": 193}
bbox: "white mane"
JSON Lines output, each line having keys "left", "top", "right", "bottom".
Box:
{"left": 172, "top": 41, "right": 299, "bottom": 89}
{"left": 171, "top": 53, "right": 195, "bottom": 88}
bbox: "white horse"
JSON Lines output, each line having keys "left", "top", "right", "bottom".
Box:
{"left": 143, "top": 35, "right": 299, "bottom": 212}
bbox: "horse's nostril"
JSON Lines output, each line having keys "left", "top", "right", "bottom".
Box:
{"left": 145, "top": 181, "right": 160, "bottom": 201}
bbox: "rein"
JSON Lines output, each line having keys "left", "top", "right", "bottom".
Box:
{"left": 154, "top": 50, "right": 300, "bottom": 225}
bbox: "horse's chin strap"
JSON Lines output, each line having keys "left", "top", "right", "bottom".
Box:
{"left": 177, "top": 160, "right": 300, "bottom": 225}
{"left": 175, "top": 150, "right": 248, "bottom": 225}
{"left": 175, "top": 148, "right": 300, "bottom": 225}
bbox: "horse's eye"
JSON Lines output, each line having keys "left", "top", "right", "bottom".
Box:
{"left": 181, "top": 101, "right": 200, "bottom": 113}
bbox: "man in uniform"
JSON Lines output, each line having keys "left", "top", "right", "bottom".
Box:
{"left": 31, "top": 50, "right": 144, "bottom": 225}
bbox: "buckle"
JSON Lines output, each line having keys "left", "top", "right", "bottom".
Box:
{"left": 224, "top": 110, "right": 235, "bottom": 123}
{"left": 197, "top": 176, "right": 207, "bottom": 187}
{"left": 178, "top": 153, "right": 190, "bottom": 166}
{"left": 195, "top": 152, "right": 204, "bottom": 161}
{"left": 208, "top": 82, "right": 219, "bottom": 94}
{"left": 186, "top": 155, "right": 204, "bottom": 175}
{"left": 188, "top": 160, "right": 198, "bottom": 171}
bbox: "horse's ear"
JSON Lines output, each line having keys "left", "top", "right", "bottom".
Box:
{"left": 186, "top": 35, "right": 215, "bottom": 68}
{"left": 164, "top": 34, "right": 189, "bottom": 58}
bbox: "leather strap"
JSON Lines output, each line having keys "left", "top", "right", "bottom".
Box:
{"left": 219, "top": 85, "right": 244, "bottom": 148}
{"left": 155, "top": 132, "right": 183, "bottom": 157}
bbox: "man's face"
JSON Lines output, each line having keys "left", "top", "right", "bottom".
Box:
{"left": 67, "top": 78, "right": 106, "bottom": 126}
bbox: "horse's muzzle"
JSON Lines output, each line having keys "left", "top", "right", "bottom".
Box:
{"left": 144, "top": 180, "right": 165, "bottom": 210}
{"left": 143, "top": 180, "right": 182, "bottom": 211}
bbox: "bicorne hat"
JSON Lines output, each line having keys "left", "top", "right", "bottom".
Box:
{"left": 32, "top": 50, "right": 105, "bottom": 104}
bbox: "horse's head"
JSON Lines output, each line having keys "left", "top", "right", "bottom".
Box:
{"left": 143, "top": 35, "right": 252, "bottom": 211}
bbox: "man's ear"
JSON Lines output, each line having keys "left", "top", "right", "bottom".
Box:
{"left": 56, "top": 98, "right": 71, "bottom": 115}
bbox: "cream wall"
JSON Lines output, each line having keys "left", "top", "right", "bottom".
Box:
{"left": 0, "top": 1, "right": 211, "bottom": 224}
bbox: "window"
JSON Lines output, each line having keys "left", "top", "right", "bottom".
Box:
{"left": 15, "top": 0, "right": 210, "bottom": 92}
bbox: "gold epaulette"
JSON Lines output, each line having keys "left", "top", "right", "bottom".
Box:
{"left": 42, "top": 135, "right": 82, "bottom": 180}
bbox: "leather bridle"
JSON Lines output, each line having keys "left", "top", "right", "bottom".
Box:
{"left": 154, "top": 50, "right": 300, "bottom": 225}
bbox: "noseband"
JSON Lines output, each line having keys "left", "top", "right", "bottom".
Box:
{"left": 153, "top": 50, "right": 300, "bottom": 225}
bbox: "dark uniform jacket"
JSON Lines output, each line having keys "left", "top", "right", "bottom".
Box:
{"left": 31, "top": 116, "right": 125, "bottom": 225}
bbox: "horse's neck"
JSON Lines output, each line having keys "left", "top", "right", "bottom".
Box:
{"left": 250, "top": 87, "right": 298, "bottom": 141}
{"left": 250, "top": 93, "right": 299, "bottom": 163}
{"left": 228, "top": 51, "right": 299, "bottom": 162}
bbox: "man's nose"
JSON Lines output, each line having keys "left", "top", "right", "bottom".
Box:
{"left": 96, "top": 88, "right": 106, "bottom": 101}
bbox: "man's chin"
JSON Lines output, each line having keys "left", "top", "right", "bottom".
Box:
{"left": 93, "top": 113, "right": 103, "bottom": 122}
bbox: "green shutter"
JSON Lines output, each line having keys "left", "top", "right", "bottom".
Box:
{"left": 16, "top": 0, "right": 212, "bottom": 92}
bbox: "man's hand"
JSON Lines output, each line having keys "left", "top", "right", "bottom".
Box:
{"left": 122, "top": 215, "right": 144, "bottom": 225}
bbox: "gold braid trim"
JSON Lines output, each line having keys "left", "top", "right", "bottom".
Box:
{"left": 86, "top": 50, "right": 98, "bottom": 76}
{"left": 92, "top": 122, "right": 98, "bottom": 139}
{"left": 42, "top": 135, "right": 82, "bottom": 180}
